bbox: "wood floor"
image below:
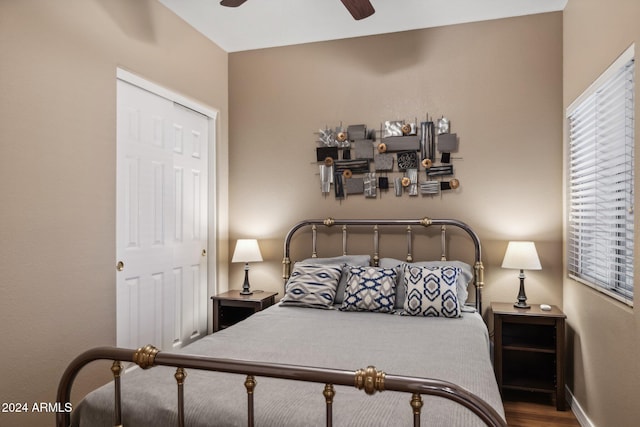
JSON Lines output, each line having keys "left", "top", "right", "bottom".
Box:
{"left": 502, "top": 391, "right": 581, "bottom": 427}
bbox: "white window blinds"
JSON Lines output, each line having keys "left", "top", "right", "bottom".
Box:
{"left": 567, "top": 46, "right": 635, "bottom": 306}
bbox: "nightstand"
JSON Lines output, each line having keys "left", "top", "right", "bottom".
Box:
{"left": 492, "top": 302, "right": 567, "bottom": 410}
{"left": 211, "top": 290, "right": 278, "bottom": 332}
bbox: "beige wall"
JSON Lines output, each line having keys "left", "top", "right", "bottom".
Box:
{"left": 0, "top": 4, "right": 567, "bottom": 426}
{"left": 563, "top": 0, "right": 640, "bottom": 426}
{"left": 228, "top": 13, "right": 563, "bottom": 319}
{"left": 0, "top": 1, "right": 228, "bottom": 426}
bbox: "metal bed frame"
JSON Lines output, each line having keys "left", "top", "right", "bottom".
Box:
{"left": 283, "top": 217, "right": 485, "bottom": 312}
{"left": 56, "top": 217, "right": 502, "bottom": 427}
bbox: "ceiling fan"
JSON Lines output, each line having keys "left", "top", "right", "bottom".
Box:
{"left": 219, "top": 0, "right": 375, "bottom": 21}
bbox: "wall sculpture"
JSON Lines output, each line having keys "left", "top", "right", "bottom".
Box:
{"left": 316, "top": 117, "right": 460, "bottom": 199}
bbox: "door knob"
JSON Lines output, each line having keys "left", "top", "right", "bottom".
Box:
{"left": 201, "top": 249, "right": 207, "bottom": 257}
{"left": 116, "top": 261, "right": 124, "bottom": 271}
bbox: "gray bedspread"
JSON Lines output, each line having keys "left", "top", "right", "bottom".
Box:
{"left": 72, "top": 304, "right": 504, "bottom": 426}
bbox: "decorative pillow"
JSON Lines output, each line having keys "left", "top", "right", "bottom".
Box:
{"left": 339, "top": 266, "right": 397, "bottom": 313}
{"left": 402, "top": 264, "right": 461, "bottom": 317}
{"left": 280, "top": 263, "right": 343, "bottom": 309}
{"left": 300, "top": 255, "right": 371, "bottom": 304}
{"left": 379, "top": 258, "right": 472, "bottom": 308}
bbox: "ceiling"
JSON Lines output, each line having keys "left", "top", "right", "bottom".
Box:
{"left": 159, "top": 0, "right": 567, "bottom": 53}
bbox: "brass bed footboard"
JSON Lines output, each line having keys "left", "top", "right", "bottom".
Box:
{"left": 56, "top": 345, "right": 506, "bottom": 427}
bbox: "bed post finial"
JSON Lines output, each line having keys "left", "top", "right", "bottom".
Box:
{"left": 420, "top": 217, "right": 432, "bottom": 227}
{"left": 410, "top": 393, "right": 424, "bottom": 416}
{"left": 323, "top": 218, "right": 335, "bottom": 227}
{"left": 244, "top": 375, "right": 257, "bottom": 394}
{"left": 111, "top": 360, "right": 123, "bottom": 378}
{"left": 133, "top": 344, "right": 160, "bottom": 369}
{"left": 323, "top": 383, "right": 335, "bottom": 404}
{"left": 354, "top": 366, "right": 386, "bottom": 395}
{"left": 175, "top": 367, "right": 187, "bottom": 384}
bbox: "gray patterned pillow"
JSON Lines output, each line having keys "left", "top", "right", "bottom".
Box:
{"left": 402, "top": 264, "right": 461, "bottom": 317}
{"left": 280, "top": 263, "right": 343, "bottom": 309}
{"left": 300, "top": 255, "right": 371, "bottom": 304}
{"left": 339, "top": 266, "right": 397, "bottom": 312}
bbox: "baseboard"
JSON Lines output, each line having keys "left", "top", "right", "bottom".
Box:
{"left": 566, "top": 386, "right": 596, "bottom": 427}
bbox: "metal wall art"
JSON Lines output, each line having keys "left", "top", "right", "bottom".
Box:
{"left": 315, "top": 117, "right": 461, "bottom": 200}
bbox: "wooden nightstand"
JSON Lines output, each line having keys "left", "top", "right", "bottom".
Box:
{"left": 492, "top": 302, "right": 567, "bottom": 410}
{"left": 211, "top": 290, "right": 278, "bottom": 332}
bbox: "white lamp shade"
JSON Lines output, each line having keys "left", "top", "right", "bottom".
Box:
{"left": 501, "top": 241, "right": 542, "bottom": 270}
{"left": 232, "top": 239, "right": 263, "bottom": 263}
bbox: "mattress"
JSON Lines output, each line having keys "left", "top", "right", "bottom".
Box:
{"left": 72, "top": 303, "right": 504, "bottom": 426}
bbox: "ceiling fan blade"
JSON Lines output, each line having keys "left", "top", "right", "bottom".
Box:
{"left": 220, "top": 0, "right": 247, "bottom": 7}
{"left": 340, "top": 0, "right": 375, "bottom": 20}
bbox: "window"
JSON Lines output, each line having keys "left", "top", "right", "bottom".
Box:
{"left": 567, "top": 45, "right": 635, "bottom": 306}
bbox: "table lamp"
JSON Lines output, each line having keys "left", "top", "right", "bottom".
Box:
{"left": 501, "top": 241, "right": 542, "bottom": 309}
{"left": 232, "top": 239, "right": 263, "bottom": 295}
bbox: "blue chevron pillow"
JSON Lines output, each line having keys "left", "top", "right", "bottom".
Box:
{"left": 402, "top": 264, "right": 462, "bottom": 317}
{"left": 339, "top": 266, "right": 397, "bottom": 313}
{"left": 280, "top": 263, "right": 343, "bottom": 309}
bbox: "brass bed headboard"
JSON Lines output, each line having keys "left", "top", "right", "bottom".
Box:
{"left": 282, "top": 217, "right": 485, "bottom": 313}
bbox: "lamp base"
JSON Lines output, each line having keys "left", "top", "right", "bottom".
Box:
{"left": 239, "top": 263, "right": 253, "bottom": 295}
{"left": 514, "top": 270, "right": 530, "bottom": 309}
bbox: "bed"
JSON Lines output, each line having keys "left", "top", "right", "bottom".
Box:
{"left": 57, "top": 217, "right": 507, "bottom": 427}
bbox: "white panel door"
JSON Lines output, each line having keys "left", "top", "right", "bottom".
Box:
{"left": 116, "top": 79, "right": 208, "bottom": 350}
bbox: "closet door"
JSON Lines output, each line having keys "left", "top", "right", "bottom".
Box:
{"left": 116, "top": 78, "right": 209, "bottom": 351}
